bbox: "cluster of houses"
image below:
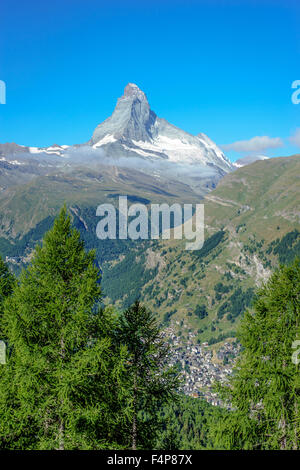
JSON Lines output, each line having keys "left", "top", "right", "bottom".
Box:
{"left": 5, "top": 255, "right": 29, "bottom": 265}
{"left": 164, "top": 321, "right": 240, "bottom": 406}
{"left": 5, "top": 256, "right": 21, "bottom": 265}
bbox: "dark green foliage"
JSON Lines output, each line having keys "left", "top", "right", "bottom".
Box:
{"left": 195, "top": 304, "right": 208, "bottom": 319}
{"left": 54, "top": 207, "right": 159, "bottom": 308}
{"left": 0, "top": 257, "right": 15, "bottom": 340}
{"left": 210, "top": 259, "right": 300, "bottom": 449}
{"left": 0, "top": 238, "right": 15, "bottom": 257}
{"left": 192, "top": 230, "right": 225, "bottom": 260}
{"left": 0, "top": 216, "right": 56, "bottom": 258}
{"left": 3, "top": 204, "right": 300, "bottom": 450}
{"left": 0, "top": 257, "right": 15, "bottom": 308}
{"left": 107, "top": 194, "right": 151, "bottom": 205}
{"left": 117, "top": 301, "right": 181, "bottom": 449}
{"left": 208, "top": 331, "right": 236, "bottom": 345}
{"left": 267, "top": 230, "right": 300, "bottom": 265}
{"left": 214, "top": 282, "right": 231, "bottom": 294}
{"left": 0, "top": 207, "right": 131, "bottom": 450}
{"left": 224, "top": 271, "right": 233, "bottom": 281}
{"left": 180, "top": 276, "right": 188, "bottom": 288}
{"left": 101, "top": 250, "right": 158, "bottom": 308}
{"left": 157, "top": 395, "right": 227, "bottom": 450}
{"left": 163, "top": 309, "right": 176, "bottom": 324}
{"left": 217, "top": 287, "right": 254, "bottom": 320}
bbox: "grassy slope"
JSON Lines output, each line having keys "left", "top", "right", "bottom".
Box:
{"left": 0, "top": 164, "right": 201, "bottom": 238}
{"left": 0, "top": 155, "right": 299, "bottom": 345}
{"left": 130, "top": 155, "right": 300, "bottom": 344}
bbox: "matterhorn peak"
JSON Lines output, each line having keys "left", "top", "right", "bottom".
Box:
{"left": 89, "top": 83, "right": 232, "bottom": 173}
{"left": 121, "top": 83, "right": 149, "bottom": 106}
{"left": 123, "top": 83, "right": 144, "bottom": 96}
{"left": 91, "top": 83, "right": 155, "bottom": 144}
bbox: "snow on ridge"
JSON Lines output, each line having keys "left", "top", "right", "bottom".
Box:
{"left": 131, "top": 136, "right": 213, "bottom": 164}
{"left": 29, "top": 147, "right": 42, "bottom": 154}
{"left": 0, "top": 157, "right": 24, "bottom": 166}
{"left": 29, "top": 146, "right": 68, "bottom": 157}
{"left": 197, "top": 133, "right": 231, "bottom": 167}
{"left": 92, "top": 134, "right": 117, "bottom": 148}
{"left": 122, "top": 143, "right": 157, "bottom": 158}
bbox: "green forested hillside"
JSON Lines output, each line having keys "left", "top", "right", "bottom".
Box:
{"left": 0, "top": 156, "right": 299, "bottom": 346}
{"left": 157, "top": 395, "right": 227, "bottom": 449}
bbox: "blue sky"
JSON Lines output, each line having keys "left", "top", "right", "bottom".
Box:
{"left": 0, "top": 0, "right": 299, "bottom": 162}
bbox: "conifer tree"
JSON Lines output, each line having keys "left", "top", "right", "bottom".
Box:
{"left": 0, "top": 256, "right": 15, "bottom": 336}
{"left": 118, "top": 300, "right": 181, "bottom": 450}
{"left": 210, "top": 259, "right": 300, "bottom": 449}
{"left": 0, "top": 207, "right": 130, "bottom": 449}
{"left": 0, "top": 257, "right": 15, "bottom": 366}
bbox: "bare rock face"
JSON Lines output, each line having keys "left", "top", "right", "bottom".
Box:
{"left": 90, "top": 83, "right": 233, "bottom": 174}
{"left": 91, "top": 83, "right": 156, "bottom": 144}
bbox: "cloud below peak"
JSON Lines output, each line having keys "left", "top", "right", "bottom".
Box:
{"left": 289, "top": 128, "right": 300, "bottom": 148}
{"left": 221, "top": 135, "right": 283, "bottom": 154}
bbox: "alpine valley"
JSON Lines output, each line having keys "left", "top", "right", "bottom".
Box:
{"left": 0, "top": 84, "right": 299, "bottom": 401}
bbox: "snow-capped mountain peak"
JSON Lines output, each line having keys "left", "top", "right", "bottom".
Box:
{"left": 91, "top": 83, "right": 156, "bottom": 145}
{"left": 123, "top": 82, "right": 147, "bottom": 100}
{"left": 0, "top": 84, "right": 233, "bottom": 189}
{"left": 90, "top": 83, "right": 233, "bottom": 173}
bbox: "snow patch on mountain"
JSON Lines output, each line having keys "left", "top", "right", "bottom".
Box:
{"left": 29, "top": 144, "right": 68, "bottom": 157}
{"left": 92, "top": 135, "right": 117, "bottom": 148}
{"left": 90, "top": 83, "right": 233, "bottom": 174}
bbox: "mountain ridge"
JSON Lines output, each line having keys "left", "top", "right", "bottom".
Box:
{"left": 89, "top": 83, "right": 233, "bottom": 173}
{"left": 0, "top": 83, "right": 233, "bottom": 181}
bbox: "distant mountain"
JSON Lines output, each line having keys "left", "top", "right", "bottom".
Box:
{"left": 0, "top": 142, "right": 69, "bottom": 158}
{"left": 0, "top": 84, "right": 233, "bottom": 195}
{"left": 89, "top": 83, "right": 232, "bottom": 173}
{"left": 233, "top": 154, "right": 269, "bottom": 168}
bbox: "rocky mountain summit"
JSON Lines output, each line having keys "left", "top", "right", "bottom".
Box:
{"left": 89, "top": 83, "right": 233, "bottom": 174}
{"left": 0, "top": 84, "right": 233, "bottom": 187}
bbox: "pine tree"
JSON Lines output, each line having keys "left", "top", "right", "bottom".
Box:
{"left": 118, "top": 300, "right": 181, "bottom": 449}
{"left": 0, "top": 256, "right": 15, "bottom": 335}
{"left": 0, "top": 207, "right": 130, "bottom": 449}
{"left": 210, "top": 258, "right": 300, "bottom": 449}
{"left": 0, "top": 256, "right": 15, "bottom": 365}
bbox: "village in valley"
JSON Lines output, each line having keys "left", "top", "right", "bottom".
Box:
{"left": 164, "top": 322, "right": 240, "bottom": 407}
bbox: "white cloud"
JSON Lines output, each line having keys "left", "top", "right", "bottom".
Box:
{"left": 62, "top": 145, "right": 218, "bottom": 177}
{"left": 289, "top": 128, "right": 300, "bottom": 148}
{"left": 221, "top": 136, "right": 283, "bottom": 153}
